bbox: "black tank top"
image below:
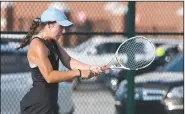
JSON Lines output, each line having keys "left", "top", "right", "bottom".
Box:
{"left": 30, "top": 37, "right": 59, "bottom": 82}
{"left": 20, "top": 37, "right": 60, "bottom": 114}
{"left": 30, "top": 37, "right": 59, "bottom": 100}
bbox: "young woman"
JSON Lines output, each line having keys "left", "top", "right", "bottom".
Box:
{"left": 17, "top": 8, "right": 104, "bottom": 114}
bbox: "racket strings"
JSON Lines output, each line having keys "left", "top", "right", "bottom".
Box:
{"left": 117, "top": 38, "right": 155, "bottom": 70}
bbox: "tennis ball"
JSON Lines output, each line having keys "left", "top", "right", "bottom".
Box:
{"left": 156, "top": 47, "right": 165, "bottom": 57}
{"left": 120, "top": 58, "right": 124, "bottom": 62}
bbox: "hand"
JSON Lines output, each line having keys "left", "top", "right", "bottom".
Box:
{"left": 79, "top": 70, "right": 92, "bottom": 79}
{"left": 77, "top": 66, "right": 105, "bottom": 79}
{"left": 89, "top": 65, "right": 104, "bottom": 77}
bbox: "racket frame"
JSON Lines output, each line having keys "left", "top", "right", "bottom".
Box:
{"left": 107, "top": 36, "right": 156, "bottom": 70}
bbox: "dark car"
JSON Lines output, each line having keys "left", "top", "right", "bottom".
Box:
{"left": 115, "top": 53, "right": 184, "bottom": 114}
{"left": 104, "top": 44, "right": 181, "bottom": 93}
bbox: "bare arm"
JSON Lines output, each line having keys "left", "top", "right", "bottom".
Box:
{"left": 28, "top": 39, "right": 87, "bottom": 83}
{"left": 56, "top": 42, "right": 90, "bottom": 70}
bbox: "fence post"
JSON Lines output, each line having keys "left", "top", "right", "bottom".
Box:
{"left": 126, "top": 1, "right": 136, "bottom": 114}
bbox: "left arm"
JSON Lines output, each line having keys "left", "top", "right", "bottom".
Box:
{"left": 57, "top": 43, "right": 90, "bottom": 70}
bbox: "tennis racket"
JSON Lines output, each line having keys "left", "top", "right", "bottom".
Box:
{"left": 103, "top": 36, "right": 156, "bottom": 71}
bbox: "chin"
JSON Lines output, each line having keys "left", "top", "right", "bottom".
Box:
{"left": 44, "top": 36, "right": 54, "bottom": 40}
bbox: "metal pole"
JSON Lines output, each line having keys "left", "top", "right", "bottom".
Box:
{"left": 126, "top": 1, "right": 136, "bottom": 114}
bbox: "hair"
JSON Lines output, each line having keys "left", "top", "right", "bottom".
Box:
{"left": 16, "top": 18, "right": 41, "bottom": 50}
{"left": 16, "top": 20, "right": 58, "bottom": 50}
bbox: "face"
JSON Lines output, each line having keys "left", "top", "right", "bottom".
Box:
{"left": 46, "top": 22, "right": 66, "bottom": 41}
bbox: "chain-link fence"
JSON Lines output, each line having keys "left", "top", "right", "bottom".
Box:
{"left": 1, "top": 1, "right": 184, "bottom": 114}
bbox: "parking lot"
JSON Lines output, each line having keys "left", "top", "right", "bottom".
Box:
{"left": 72, "top": 80, "right": 116, "bottom": 114}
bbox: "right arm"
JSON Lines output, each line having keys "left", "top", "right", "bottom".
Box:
{"left": 28, "top": 38, "right": 90, "bottom": 83}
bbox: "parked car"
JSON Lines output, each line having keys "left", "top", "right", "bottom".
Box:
{"left": 66, "top": 36, "right": 127, "bottom": 90}
{"left": 2, "top": 34, "right": 183, "bottom": 91}
{"left": 65, "top": 36, "right": 183, "bottom": 90}
{"left": 1, "top": 42, "right": 75, "bottom": 114}
{"left": 115, "top": 53, "right": 184, "bottom": 114}
{"left": 97, "top": 43, "right": 181, "bottom": 93}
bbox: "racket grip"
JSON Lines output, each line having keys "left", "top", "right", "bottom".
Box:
{"left": 103, "top": 65, "right": 110, "bottom": 70}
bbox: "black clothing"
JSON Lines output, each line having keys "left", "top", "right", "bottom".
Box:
{"left": 20, "top": 37, "right": 60, "bottom": 114}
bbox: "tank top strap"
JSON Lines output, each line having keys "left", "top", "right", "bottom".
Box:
{"left": 29, "top": 36, "right": 57, "bottom": 55}
{"left": 29, "top": 35, "right": 60, "bottom": 64}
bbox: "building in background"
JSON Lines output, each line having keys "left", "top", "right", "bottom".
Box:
{"left": 1, "top": 2, "right": 183, "bottom": 39}
{"left": 1, "top": 2, "right": 14, "bottom": 31}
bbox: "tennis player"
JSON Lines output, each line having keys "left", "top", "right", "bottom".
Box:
{"left": 17, "top": 7, "right": 104, "bottom": 114}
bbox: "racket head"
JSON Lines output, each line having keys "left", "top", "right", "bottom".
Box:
{"left": 115, "top": 36, "right": 156, "bottom": 70}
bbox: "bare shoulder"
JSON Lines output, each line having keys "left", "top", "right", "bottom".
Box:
{"left": 28, "top": 38, "right": 49, "bottom": 59}
{"left": 30, "top": 38, "right": 45, "bottom": 49}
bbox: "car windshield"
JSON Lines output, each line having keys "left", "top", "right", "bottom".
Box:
{"left": 74, "top": 39, "right": 122, "bottom": 55}
{"left": 96, "top": 43, "right": 121, "bottom": 54}
{"left": 74, "top": 39, "right": 93, "bottom": 52}
{"left": 160, "top": 53, "right": 184, "bottom": 72}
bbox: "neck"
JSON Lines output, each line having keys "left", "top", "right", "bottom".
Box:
{"left": 38, "top": 31, "right": 49, "bottom": 38}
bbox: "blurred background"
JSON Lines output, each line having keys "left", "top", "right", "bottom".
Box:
{"left": 1, "top": 1, "right": 184, "bottom": 114}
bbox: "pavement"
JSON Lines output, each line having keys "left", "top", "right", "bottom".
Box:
{"left": 72, "top": 79, "right": 116, "bottom": 114}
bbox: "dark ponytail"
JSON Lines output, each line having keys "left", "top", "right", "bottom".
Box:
{"left": 16, "top": 18, "right": 40, "bottom": 50}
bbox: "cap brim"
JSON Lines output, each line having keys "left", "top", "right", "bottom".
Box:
{"left": 57, "top": 20, "right": 73, "bottom": 27}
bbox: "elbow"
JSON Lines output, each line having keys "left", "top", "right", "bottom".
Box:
{"left": 45, "top": 73, "right": 56, "bottom": 84}
{"left": 46, "top": 78, "right": 54, "bottom": 84}
{"left": 46, "top": 76, "right": 58, "bottom": 84}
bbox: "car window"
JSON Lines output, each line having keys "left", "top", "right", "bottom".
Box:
{"left": 162, "top": 53, "right": 184, "bottom": 72}
{"left": 154, "top": 43, "right": 165, "bottom": 47}
{"left": 1, "top": 46, "right": 30, "bottom": 74}
{"left": 96, "top": 43, "right": 121, "bottom": 54}
{"left": 74, "top": 39, "right": 93, "bottom": 52}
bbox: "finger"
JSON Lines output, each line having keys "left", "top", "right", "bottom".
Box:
{"left": 95, "top": 66, "right": 104, "bottom": 72}
{"left": 91, "top": 68, "right": 101, "bottom": 73}
{"left": 95, "top": 67, "right": 102, "bottom": 73}
{"left": 96, "top": 68, "right": 104, "bottom": 73}
{"left": 91, "top": 70, "right": 100, "bottom": 77}
{"left": 93, "top": 68, "right": 102, "bottom": 74}
{"left": 95, "top": 70, "right": 103, "bottom": 76}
